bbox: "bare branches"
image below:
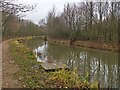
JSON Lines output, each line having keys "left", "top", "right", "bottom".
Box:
{"left": 1, "top": 0, "right": 36, "bottom": 26}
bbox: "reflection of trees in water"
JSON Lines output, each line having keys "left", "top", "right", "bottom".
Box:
{"left": 65, "top": 50, "right": 119, "bottom": 88}
{"left": 25, "top": 38, "right": 44, "bottom": 50}
{"left": 34, "top": 41, "right": 48, "bottom": 62}
{"left": 28, "top": 39, "right": 119, "bottom": 88}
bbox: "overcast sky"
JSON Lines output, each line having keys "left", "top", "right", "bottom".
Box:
{"left": 16, "top": 0, "right": 80, "bottom": 24}
{"left": 16, "top": 0, "right": 117, "bottom": 24}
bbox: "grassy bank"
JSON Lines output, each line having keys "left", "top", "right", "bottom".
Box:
{"left": 9, "top": 37, "right": 98, "bottom": 89}
{"left": 48, "top": 38, "right": 119, "bottom": 52}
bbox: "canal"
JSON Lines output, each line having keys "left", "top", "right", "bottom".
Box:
{"left": 24, "top": 37, "right": 119, "bottom": 88}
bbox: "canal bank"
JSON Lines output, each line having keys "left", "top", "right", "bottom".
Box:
{"left": 2, "top": 36, "right": 119, "bottom": 52}
{"left": 48, "top": 38, "right": 119, "bottom": 52}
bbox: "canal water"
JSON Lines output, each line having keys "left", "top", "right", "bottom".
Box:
{"left": 24, "top": 37, "right": 120, "bottom": 88}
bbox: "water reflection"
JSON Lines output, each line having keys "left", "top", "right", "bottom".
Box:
{"left": 33, "top": 41, "right": 48, "bottom": 62}
{"left": 64, "top": 50, "right": 119, "bottom": 88}
{"left": 24, "top": 38, "right": 119, "bottom": 88}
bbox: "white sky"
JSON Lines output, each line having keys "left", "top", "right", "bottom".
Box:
{"left": 16, "top": 0, "right": 80, "bottom": 25}
{"left": 16, "top": 0, "right": 119, "bottom": 24}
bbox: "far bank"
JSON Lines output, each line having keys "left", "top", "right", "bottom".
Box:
{"left": 48, "top": 38, "right": 120, "bottom": 52}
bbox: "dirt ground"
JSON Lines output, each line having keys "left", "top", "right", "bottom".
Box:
{"left": 2, "top": 40, "right": 22, "bottom": 88}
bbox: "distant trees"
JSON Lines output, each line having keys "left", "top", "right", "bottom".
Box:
{"left": 46, "top": 7, "right": 70, "bottom": 39}
{"left": 1, "top": 0, "right": 43, "bottom": 39}
{"left": 45, "top": 2, "right": 119, "bottom": 44}
{"left": 1, "top": 0, "right": 35, "bottom": 26}
{"left": 2, "top": 16, "right": 42, "bottom": 38}
{"left": 2, "top": 1, "right": 119, "bottom": 43}
{"left": 0, "top": 0, "right": 42, "bottom": 38}
{"left": 18, "top": 20, "right": 42, "bottom": 37}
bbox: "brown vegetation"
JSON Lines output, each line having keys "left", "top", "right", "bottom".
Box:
{"left": 48, "top": 38, "right": 119, "bottom": 52}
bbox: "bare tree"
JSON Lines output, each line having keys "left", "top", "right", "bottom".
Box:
{"left": 0, "top": 0, "right": 36, "bottom": 26}
{"left": 96, "top": 2, "right": 109, "bottom": 41}
{"left": 39, "top": 19, "right": 46, "bottom": 26}
{"left": 64, "top": 3, "right": 81, "bottom": 41}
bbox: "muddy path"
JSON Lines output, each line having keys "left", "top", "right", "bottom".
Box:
{"left": 2, "top": 40, "right": 22, "bottom": 88}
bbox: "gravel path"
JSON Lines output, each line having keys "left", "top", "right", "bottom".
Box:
{"left": 2, "top": 40, "right": 22, "bottom": 88}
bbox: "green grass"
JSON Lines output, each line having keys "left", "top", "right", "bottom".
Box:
{"left": 9, "top": 37, "right": 98, "bottom": 89}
